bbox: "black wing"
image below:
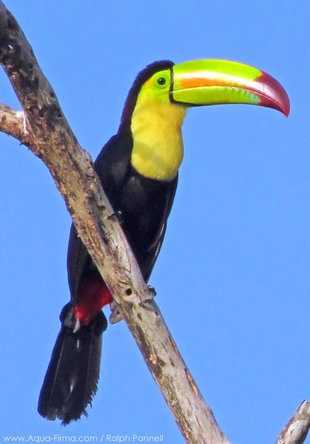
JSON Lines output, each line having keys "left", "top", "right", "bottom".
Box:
{"left": 67, "top": 131, "right": 133, "bottom": 302}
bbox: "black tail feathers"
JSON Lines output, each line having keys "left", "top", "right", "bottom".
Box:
{"left": 38, "top": 303, "right": 107, "bottom": 425}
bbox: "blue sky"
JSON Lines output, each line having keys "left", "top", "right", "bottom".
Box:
{"left": 0, "top": 1, "right": 309, "bottom": 443}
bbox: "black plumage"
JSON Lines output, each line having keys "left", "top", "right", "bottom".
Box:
{"left": 38, "top": 61, "right": 178, "bottom": 424}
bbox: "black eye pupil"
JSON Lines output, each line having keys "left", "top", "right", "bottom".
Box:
{"left": 157, "top": 77, "right": 166, "bottom": 85}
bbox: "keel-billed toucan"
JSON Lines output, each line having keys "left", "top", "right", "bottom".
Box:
{"left": 38, "top": 59, "right": 289, "bottom": 424}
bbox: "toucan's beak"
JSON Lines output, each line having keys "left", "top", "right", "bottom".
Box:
{"left": 171, "top": 59, "right": 290, "bottom": 117}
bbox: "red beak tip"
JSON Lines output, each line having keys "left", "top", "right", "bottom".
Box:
{"left": 279, "top": 98, "right": 290, "bottom": 117}
{"left": 256, "top": 72, "right": 290, "bottom": 118}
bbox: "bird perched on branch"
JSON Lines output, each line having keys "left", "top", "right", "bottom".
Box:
{"left": 38, "top": 58, "right": 289, "bottom": 424}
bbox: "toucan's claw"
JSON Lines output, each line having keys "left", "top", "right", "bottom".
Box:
{"left": 107, "top": 210, "right": 124, "bottom": 225}
{"left": 109, "top": 301, "right": 123, "bottom": 324}
{"left": 139, "top": 288, "right": 157, "bottom": 310}
{"left": 147, "top": 285, "right": 157, "bottom": 297}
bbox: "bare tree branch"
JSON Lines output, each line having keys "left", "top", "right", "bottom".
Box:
{"left": 276, "top": 401, "right": 310, "bottom": 444}
{"left": 0, "top": 103, "right": 30, "bottom": 143}
{"left": 0, "top": 2, "right": 231, "bottom": 442}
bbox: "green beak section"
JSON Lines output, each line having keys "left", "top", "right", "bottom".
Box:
{"left": 171, "top": 59, "right": 290, "bottom": 116}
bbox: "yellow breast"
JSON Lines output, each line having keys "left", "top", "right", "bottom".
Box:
{"left": 130, "top": 102, "right": 187, "bottom": 181}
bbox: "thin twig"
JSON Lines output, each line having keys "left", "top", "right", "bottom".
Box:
{"left": 276, "top": 401, "right": 310, "bottom": 444}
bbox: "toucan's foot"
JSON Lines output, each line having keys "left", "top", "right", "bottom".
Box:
{"left": 107, "top": 210, "right": 123, "bottom": 224}
{"left": 109, "top": 286, "right": 156, "bottom": 323}
{"left": 109, "top": 301, "right": 123, "bottom": 324}
{"left": 138, "top": 285, "right": 157, "bottom": 310}
{"left": 147, "top": 285, "right": 157, "bottom": 297}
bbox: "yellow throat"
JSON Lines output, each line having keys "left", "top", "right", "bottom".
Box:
{"left": 130, "top": 98, "right": 187, "bottom": 181}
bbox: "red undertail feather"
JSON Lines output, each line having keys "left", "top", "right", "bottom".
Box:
{"left": 75, "top": 278, "right": 113, "bottom": 325}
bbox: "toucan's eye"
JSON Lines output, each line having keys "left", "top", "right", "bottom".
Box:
{"left": 152, "top": 70, "right": 170, "bottom": 89}
{"left": 157, "top": 77, "right": 167, "bottom": 86}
